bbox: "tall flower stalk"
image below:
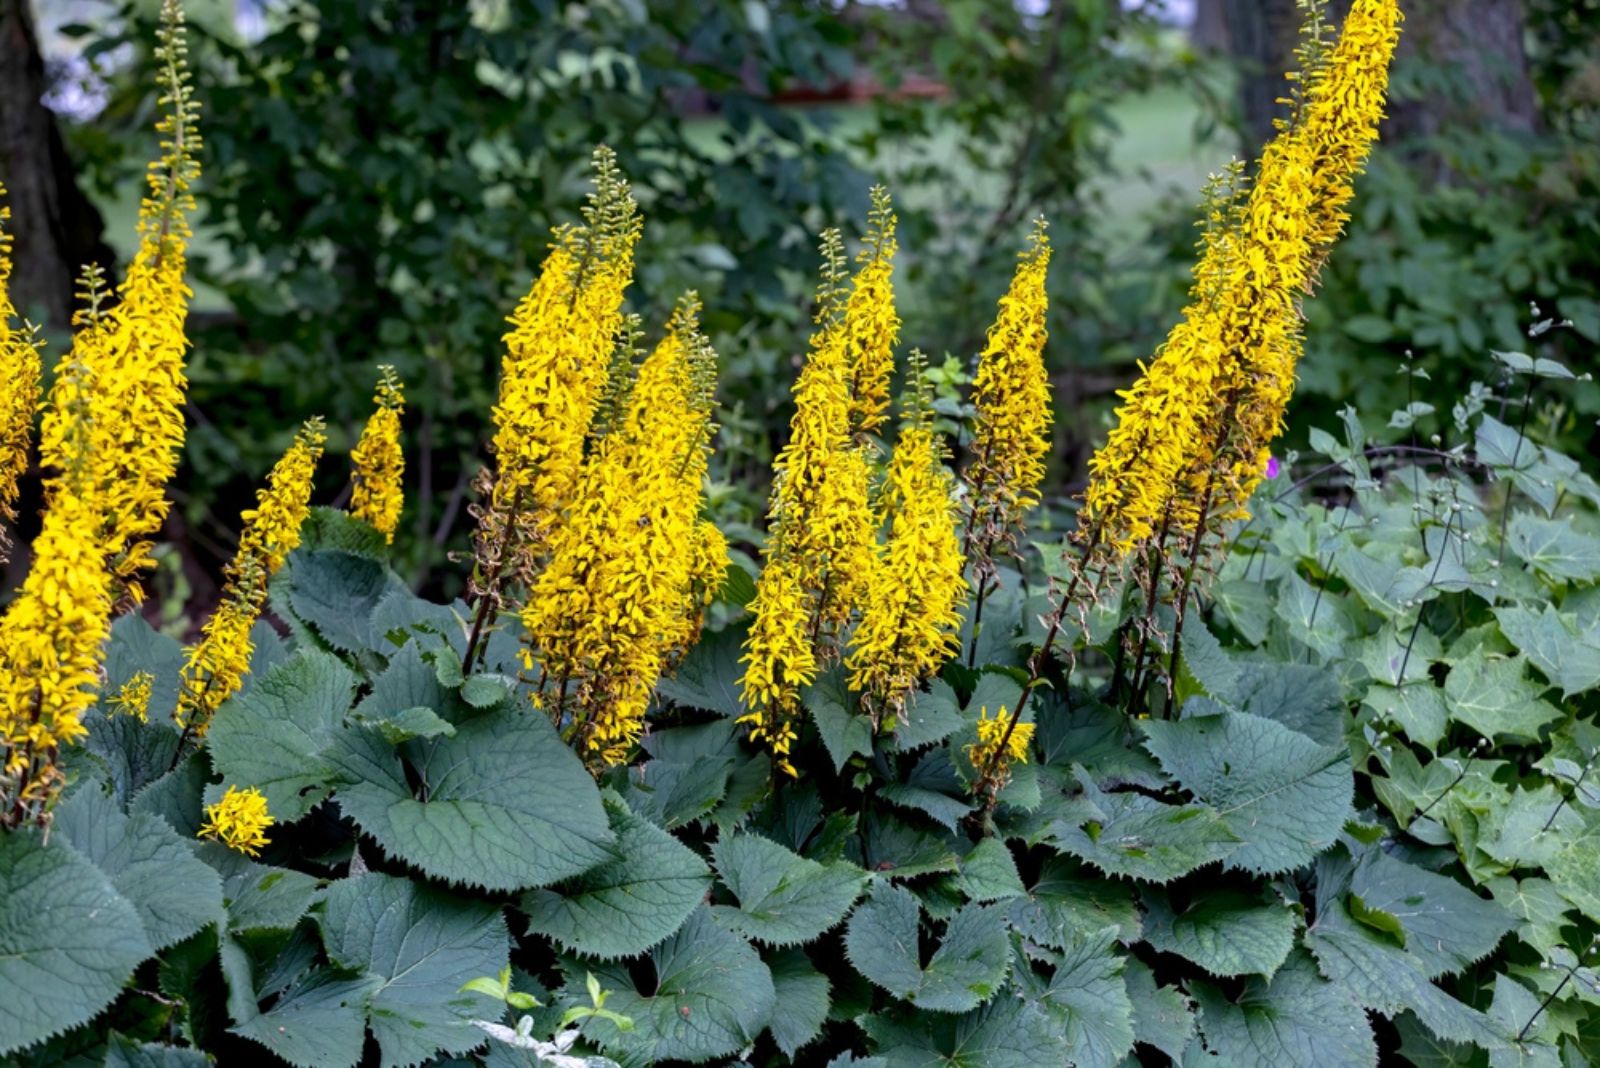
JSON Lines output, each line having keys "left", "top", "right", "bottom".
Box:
{"left": 0, "top": 188, "right": 43, "bottom": 559}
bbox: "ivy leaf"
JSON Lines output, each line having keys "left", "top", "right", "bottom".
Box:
{"left": 1485, "top": 877, "right": 1576, "bottom": 957}
{"left": 1007, "top": 856, "right": 1141, "bottom": 946}
{"left": 1508, "top": 513, "right": 1600, "bottom": 584}
{"left": 711, "top": 833, "right": 867, "bottom": 947}
{"left": 844, "top": 884, "right": 1010, "bottom": 1013}
{"left": 1141, "top": 889, "right": 1297, "bottom": 978}
{"left": 316, "top": 871, "right": 509, "bottom": 1068}
{"left": 767, "top": 949, "right": 830, "bottom": 1058}
{"left": 860, "top": 998, "right": 1069, "bottom": 1067}
{"left": 1533, "top": 808, "right": 1600, "bottom": 923}
{"left": 1123, "top": 959, "right": 1195, "bottom": 1063}
{"left": 0, "top": 832, "right": 152, "bottom": 1056}
{"left": 1494, "top": 604, "right": 1600, "bottom": 697}
{"left": 522, "top": 795, "right": 711, "bottom": 959}
{"left": 208, "top": 650, "right": 360, "bottom": 823}
{"left": 52, "top": 785, "right": 223, "bottom": 952}
{"left": 654, "top": 623, "right": 746, "bottom": 717}
{"left": 579, "top": 907, "right": 775, "bottom": 1064}
{"left": 1026, "top": 926, "right": 1135, "bottom": 1068}
{"left": 1192, "top": 952, "right": 1376, "bottom": 1067}
{"left": 330, "top": 704, "right": 613, "bottom": 892}
{"left": 1048, "top": 769, "right": 1241, "bottom": 883}
{"left": 199, "top": 843, "right": 323, "bottom": 934}
{"left": 1445, "top": 655, "right": 1564, "bottom": 742}
{"left": 1365, "top": 683, "right": 1450, "bottom": 750}
{"left": 1141, "top": 711, "right": 1352, "bottom": 875}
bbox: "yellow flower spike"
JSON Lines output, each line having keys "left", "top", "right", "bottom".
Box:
{"left": 177, "top": 419, "right": 326, "bottom": 736}
{"left": 0, "top": 187, "right": 44, "bottom": 555}
{"left": 111, "top": 672, "right": 155, "bottom": 723}
{"left": 848, "top": 375, "right": 967, "bottom": 720}
{"left": 486, "top": 147, "right": 640, "bottom": 575}
{"left": 350, "top": 365, "right": 406, "bottom": 542}
{"left": 0, "top": 357, "right": 116, "bottom": 821}
{"left": 843, "top": 187, "right": 900, "bottom": 439}
{"left": 964, "top": 220, "right": 1052, "bottom": 562}
{"left": 524, "top": 295, "right": 722, "bottom": 765}
{"left": 199, "top": 785, "right": 274, "bottom": 857}
{"left": 737, "top": 555, "right": 816, "bottom": 767}
{"left": 965, "top": 705, "right": 1034, "bottom": 790}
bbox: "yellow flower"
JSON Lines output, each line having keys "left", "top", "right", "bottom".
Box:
{"left": 847, "top": 415, "right": 967, "bottom": 720}
{"left": 736, "top": 556, "right": 815, "bottom": 778}
{"left": 485, "top": 147, "right": 640, "bottom": 576}
{"left": 111, "top": 671, "right": 155, "bottom": 723}
{"left": 74, "top": 0, "right": 202, "bottom": 590}
{"left": 842, "top": 188, "right": 899, "bottom": 438}
{"left": 0, "top": 188, "right": 43, "bottom": 551}
{"left": 0, "top": 358, "right": 116, "bottom": 820}
{"left": 177, "top": 420, "right": 326, "bottom": 735}
{"left": 965, "top": 705, "right": 1034, "bottom": 787}
{"left": 965, "top": 220, "right": 1052, "bottom": 563}
{"left": 349, "top": 365, "right": 405, "bottom": 542}
{"left": 199, "top": 785, "right": 274, "bottom": 857}
{"left": 523, "top": 297, "right": 721, "bottom": 764}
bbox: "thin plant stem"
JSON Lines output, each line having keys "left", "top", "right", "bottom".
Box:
{"left": 1496, "top": 374, "right": 1537, "bottom": 567}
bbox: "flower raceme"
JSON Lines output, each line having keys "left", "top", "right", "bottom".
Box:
{"left": 349, "top": 365, "right": 406, "bottom": 542}
{"left": 176, "top": 419, "right": 326, "bottom": 736}
{"left": 966, "top": 706, "right": 1034, "bottom": 788}
{"left": 842, "top": 187, "right": 900, "bottom": 439}
{"left": 0, "top": 189, "right": 43, "bottom": 554}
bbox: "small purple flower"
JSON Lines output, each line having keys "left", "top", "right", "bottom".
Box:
{"left": 1265, "top": 455, "right": 1282, "bottom": 480}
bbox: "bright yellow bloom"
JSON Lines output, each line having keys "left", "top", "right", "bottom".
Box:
{"left": 199, "top": 785, "right": 274, "bottom": 857}
{"left": 177, "top": 420, "right": 325, "bottom": 734}
{"left": 966, "top": 705, "right": 1034, "bottom": 788}
{"left": 111, "top": 671, "right": 154, "bottom": 723}
{"left": 965, "top": 220, "right": 1052, "bottom": 559}
{"left": 349, "top": 365, "right": 405, "bottom": 542}
{"left": 0, "top": 188, "right": 43, "bottom": 550}
{"left": 842, "top": 188, "right": 899, "bottom": 438}
{"left": 736, "top": 556, "right": 815, "bottom": 778}
{"left": 848, "top": 418, "right": 967, "bottom": 720}
{"left": 485, "top": 148, "right": 639, "bottom": 574}
{"left": 75, "top": 0, "right": 201, "bottom": 590}
{"left": 524, "top": 297, "right": 722, "bottom": 764}
{"left": 0, "top": 359, "right": 115, "bottom": 820}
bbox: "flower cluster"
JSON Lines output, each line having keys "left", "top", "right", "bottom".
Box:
{"left": 966, "top": 706, "right": 1034, "bottom": 788}
{"left": 199, "top": 784, "right": 274, "bottom": 857}
{"left": 111, "top": 671, "right": 155, "bottom": 723}
{"left": 176, "top": 419, "right": 326, "bottom": 736}
{"left": 0, "top": 190, "right": 42, "bottom": 553}
{"left": 349, "top": 365, "right": 406, "bottom": 542}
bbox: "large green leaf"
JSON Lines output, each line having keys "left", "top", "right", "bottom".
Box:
{"left": 860, "top": 998, "right": 1069, "bottom": 1067}
{"left": 844, "top": 885, "right": 1010, "bottom": 1013}
{"left": 1494, "top": 605, "right": 1600, "bottom": 697}
{"left": 957, "top": 837, "right": 1026, "bottom": 903}
{"left": 0, "top": 833, "right": 151, "bottom": 1056}
{"left": 618, "top": 721, "right": 739, "bottom": 829}
{"left": 711, "top": 832, "right": 867, "bottom": 947}
{"left": 280, "top": 549, "right": 405, "bottom": 655}
{"left": 1351, "top": 850, "right": 1515, "bottom": 978}
{"left": 1123, "top": 959, "right": 1195, "bottom": 1063}
{"left": 1444, "top": 655, "right": 1563, "bottom": 742}
{"left": 767, "top": 949, "right": 831, "bottom": 1058}
{"left": 1007, "top": 856, "right": 1141, "bottom": 946}
{"left": 103, "top": 1033, "right": 211, "bottom": 1067}
{"left": 581, "top": 907, "right": 775, "bottom": 1064}
{"left": 76, "top": 715, "right": 181, "bottom": 808}
{"left": 229, "top": 965, "right": 379, "bottom": 1068}
{"left": 1141, "top": 711, "right": 1351, "bottom": 875}
{"left": 198, "top": 843, "right": 323, "bottom": 934}
{"left": 1141, "top": 889, "right": 1296, "bottom": 978}
{"left": 521, "top": 795, "right": 711, "bottom": 959}
{"left": 329, "top": 704, "right": 613, "bottom": 891}
{"left": 1029, "top": 927, "right": 1134, "bottom": 1068}
{"left": 317, "top": 872, "right": 508, "bottom": 1068}
{"left": 100, "top": 613, "right": 187, "bottom": 727}
{"left": 207, "top": 650, "right": 360, "bottom": 822}
{"left": 654, "top": 623, "right": 746, "bottom": 717}
{"left": 52, "top": 786, "right": 222, "bottom": 953}
{"left": 1048, "top": 769, "right": 1241, "bottom": 883}
{"left": 1192, "top": 952, "right": 1375, "bottom": 1067}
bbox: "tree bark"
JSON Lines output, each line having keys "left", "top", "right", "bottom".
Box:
{"left": 0, "top": 0, "right": 114, "bottom": 330}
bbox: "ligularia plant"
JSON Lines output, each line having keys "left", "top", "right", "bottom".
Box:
{"left": 7, "top": 3, "right": 1599, "bottom": 1067}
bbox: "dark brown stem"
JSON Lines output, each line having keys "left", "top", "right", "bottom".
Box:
{"left": 1164, "top": 472, "right": 1220, "bottom": 718}
{"left": 1496, "top": 374, "right": 1537, "bottom": 567}
{"left": 1125, "top": 506, "right": 1176, "bottom": 710}
{"left": 966, "top": 575, "right": 995, "bottom": 669}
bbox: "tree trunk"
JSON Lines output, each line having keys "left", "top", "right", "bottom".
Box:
{"left": 0, "top": 0, "right": 114, "bottom": 330}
